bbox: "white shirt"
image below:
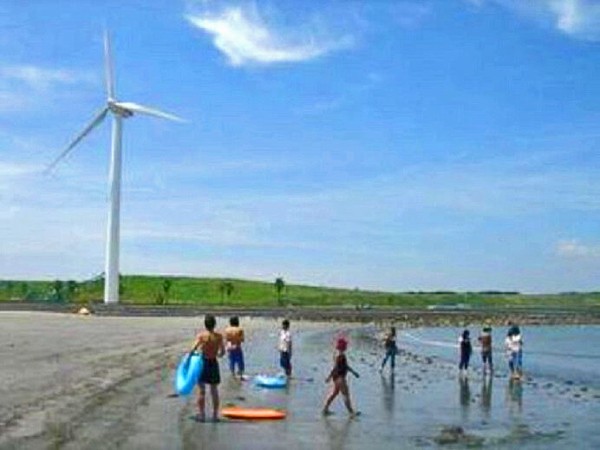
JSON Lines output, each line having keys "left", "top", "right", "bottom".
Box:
{"left": 505, "top": 334, "right": 522, "bottom": 353}
{"left": 279, "top": 329, "right": 292, "bottom": 353}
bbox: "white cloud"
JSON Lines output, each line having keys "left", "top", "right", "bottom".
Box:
{"left": 0, "top": 64, "right": 95, "bottom": 113}
{"left": 556, "top": 239, "right": 600, "bottom": 258}
{"left": 2, "top": 129, "right": 599, "bottom": 291}
{"left": 0, "top": 65, "right": 94, "bottom": 90}
{"left": 0, "top": 161, "right": 40, "bottom": 178}
{"left": 0, "top": 91, "right": 30, "bottom": 112}
{"left": 0, "top": 161, "right": 43, "bottom": 210}
{"left": 473, "top": 0, "right": 600, "bottom": 41}
{"left": 549, "top": 0, "right": 600, "bottom": 37}
{"left": 186, "top": 4, "right": 353, "bottom": 66}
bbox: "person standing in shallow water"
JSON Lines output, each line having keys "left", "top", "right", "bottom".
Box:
{"left": 279, "top": 319, "right": 293, "bottom": 377}
{"left": 505, "top": 325, "right": 523, "bottom": 380}
{"left": 379, "top": 327, "right": 398, "bottom": 372}
{"left": 191, "top": 315, "right": 225, "bottom": 422}
{"left": 478, "top": 326, "right": 493, "bottom": 375}
{"left": 458, "top": 329, "right": 472, "bottom": 377}
{"left": 322, "top": 337, "right": 360, "bottom": 416}
{"left": 224, "top": 316, "right": 245, "bottom": 379}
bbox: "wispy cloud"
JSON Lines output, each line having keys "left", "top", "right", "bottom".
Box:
{"left": 556, "top": 239, "right": 600, "bottom": 258}
{"left": 185, "top": 3, "right": 353, "bottom": 66}
{"left": 0, "top": 65, "right": 94, "bottom": 90}
{"left": 295, "top": 71, "right": 384, "bottom": 115}
{"left": 0, "top": 64, "right": 95, "bottom": 112}
{"left": 471, "top": 0, "right": 600, "bottom": 41}
{"left": 0, "top": 161, "right": 40, "bottom": 178}
{"left": 387, "top": 2, "right": 432, "bottom": 28}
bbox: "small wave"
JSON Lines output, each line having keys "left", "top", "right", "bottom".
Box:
{"left": 401, "top": 331, "right": 600, "bottom": 360}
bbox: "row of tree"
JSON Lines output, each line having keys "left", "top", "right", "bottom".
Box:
{"left": 2, "top": 276, "right": 288, "bottom": 305}
{"left": 155, "top": 277, "right": 287, "bottom": 305}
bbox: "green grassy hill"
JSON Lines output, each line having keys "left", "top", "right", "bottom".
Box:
{"left": 1, "top": 276, "right": 599, "bottom": 308}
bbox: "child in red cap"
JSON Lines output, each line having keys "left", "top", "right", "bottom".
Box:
{"left": 322, "top": 336, "right": 360, "bottom": 416}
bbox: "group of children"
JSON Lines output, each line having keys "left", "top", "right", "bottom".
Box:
{"left": 187, "top": 316, "right": 524, "bottom": 422}
{"left": 457, "top": 324, "right": 524, "bottom": 379}
{"left": 188, "top": 316, "right": 297, "bottom": 421}
{"left": 188, "top": 315, "right": 367, "bottom": 421}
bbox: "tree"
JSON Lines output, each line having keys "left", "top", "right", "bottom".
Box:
{"left": 19, "top": 282, "right": 28, "bottom": 299}
{"left": 162, "top": 279, "right": 172, "bottom": 305}
{"left": 118, "top": 274, "right": 125, "bottom": 297}
{"left": 274, "top": 277, "right": 285, "bottom": 306}
{"left": 52, "top": 280, "right": 64, "bottom": 302}
{"left": 66, "top": 280, "right": 78, "bottom": 301}
{"left": 219, "top": 280, "right": 235, "bottom": 304}
{"left": 225, "top": 281, "right": 234, "bottom": 299}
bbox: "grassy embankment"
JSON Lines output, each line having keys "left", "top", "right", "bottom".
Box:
{"left": 0, "top": 276, "right": 599, "bottom": 309}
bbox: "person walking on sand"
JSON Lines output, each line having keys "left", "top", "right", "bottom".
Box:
{"left": 505, "top": 326, "right": 523, "bottom": 380}
{"left": 322, "top": 337, "right": 360, "bottom": 416}
{"left": 225, "top": 316, "right": 245, "bottom": 379}
{"left": 190, "top": 315, "right": 225, "bottom": 422}
{"left": 379, "top": 326, "right": 398, "bottom": 373}
{"left": 478, "top": 326, "right": 494, "bottom": 375}
{"left": 458, "top": 329, "right": 472, "bottom": 377}
{"left": 279, "top": 319, "right": 293, "bottom": 377}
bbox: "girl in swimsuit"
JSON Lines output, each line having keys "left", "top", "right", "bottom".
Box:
{"left": 322, "top": 337, "right": 360, "bottom": 416}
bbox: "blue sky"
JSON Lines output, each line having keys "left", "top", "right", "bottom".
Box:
{"left": 1, "top": 0, "right": 599, "bottom": 293}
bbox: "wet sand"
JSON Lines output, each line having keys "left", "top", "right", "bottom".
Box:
{"left": 1, "top": 312, "right": 598, "bottom": 449}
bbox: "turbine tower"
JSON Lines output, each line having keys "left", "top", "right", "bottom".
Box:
{"left": 47, "top": 32, "right": 184, "bottom": 304}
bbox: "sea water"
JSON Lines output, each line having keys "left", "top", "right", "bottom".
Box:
{"left": 401, "top": 325, "right": 600, "bottom": 388}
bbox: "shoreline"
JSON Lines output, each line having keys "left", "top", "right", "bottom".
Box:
{"left": 2, "top": 301, "right": 600, "bottom": 326}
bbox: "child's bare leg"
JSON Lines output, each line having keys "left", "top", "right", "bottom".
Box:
{"left": 340, "top": 381, "right": 355, "bottom": 414}
{"left": 322, "top": 385, "right": 340, "bottom": 414}
{"left": 197, "top": 384, "right": 206, "bottom": 420}
{"left": 210, "top": 384, "right": 219, "bottom": 420}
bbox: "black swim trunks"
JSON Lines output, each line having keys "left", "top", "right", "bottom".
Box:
{"left": 199, "top": 357, "right": 221, "bottom": 385}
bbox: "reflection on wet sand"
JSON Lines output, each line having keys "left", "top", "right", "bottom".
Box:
{"left": 380, "top": 371, "right": 396, "bottom": 416}
{"left": 506, "top": 378, "right": 524, "bottom": 415}
{"left": 323, "top": 416, "right": 354, "bottom": 450}
{"left": 480, "top": 375, "right": 493, "bottom": 418}
{"left": 459, "top": 376, "right": 471, "bottom": 420}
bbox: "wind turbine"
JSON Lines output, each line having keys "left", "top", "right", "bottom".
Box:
{"left": 47, "top": 32, "right": 184, "bottom": 304}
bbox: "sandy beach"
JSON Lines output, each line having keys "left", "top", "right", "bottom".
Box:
{"left": 0, "top": 312, "right": 336, "bottom": 449}
{"left": 1, "top": 312, "right": 599, "bottom": 449}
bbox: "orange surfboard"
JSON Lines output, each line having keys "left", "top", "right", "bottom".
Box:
{"left": 221, "top": 407, "right": 287, "bottom": 421}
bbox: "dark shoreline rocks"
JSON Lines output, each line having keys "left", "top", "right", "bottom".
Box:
{"left": 434, "top": 426, "right": 485, "bottom": 446}
{"left": 2, "top": 302, "right": 600, "bottom": 327}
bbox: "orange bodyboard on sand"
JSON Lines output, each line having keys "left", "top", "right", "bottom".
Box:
{"left": 221, "top": 407, "right": 286, "bottom": 420}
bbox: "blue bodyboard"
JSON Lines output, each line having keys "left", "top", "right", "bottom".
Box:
{"left": 175, "top": 353, "right": 203, "bottom": 396}
{"left": 254, "top": 374, "right": 287, "bottom": 388}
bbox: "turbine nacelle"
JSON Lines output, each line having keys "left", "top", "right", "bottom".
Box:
{"left": 108, "top": 100, "right": 134, "bottom": 118}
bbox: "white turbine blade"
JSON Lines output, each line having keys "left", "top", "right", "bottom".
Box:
{"left": 114, "top": 101, "right": 186, "bottom": 122}
{"left": 104, "top": 30, "right": 115, "bottom": 98}
{"left": 45, "top": 107, "right": 108, "bottom": 173}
